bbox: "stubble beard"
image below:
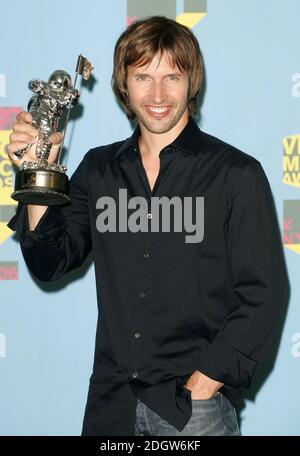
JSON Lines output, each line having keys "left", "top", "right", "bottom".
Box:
{"left": 130, "top": 98, "right": 189, "bottom": 135}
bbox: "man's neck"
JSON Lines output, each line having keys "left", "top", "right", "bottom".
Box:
{"left": 138, "top": 114, "right": 189, "bottom": 160}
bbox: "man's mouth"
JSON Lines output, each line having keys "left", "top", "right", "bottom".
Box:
{"left": 145, "top": 106, "right": 172, "bottom": 117}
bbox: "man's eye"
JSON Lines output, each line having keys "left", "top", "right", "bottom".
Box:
{"left": 168, "top": 75, "right": 179, "bottom": 81}
{"left": 136, "top": 76, "right": 148, "bottom": 81}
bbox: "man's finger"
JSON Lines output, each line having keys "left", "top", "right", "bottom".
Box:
{"left": 7, "top": 142, "right": 30, "bottom": 155}
{"left": 16, "top": 111, "right": 33, "bottom": 124}
{"left": 10, "top": 131, "right": 35, "bottom": 144}
{"left": 13, "top": 121, "right": 37, "bottom": 137}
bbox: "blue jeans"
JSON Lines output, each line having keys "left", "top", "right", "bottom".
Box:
{"left": 134, "top": 392, "right": 240, "bottom": 436}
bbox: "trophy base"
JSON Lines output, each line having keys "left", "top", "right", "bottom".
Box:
{"left": 11, "top": 167, "right": 70, "bottom": 206}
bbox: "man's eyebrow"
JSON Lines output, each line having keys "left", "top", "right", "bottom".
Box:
{"left": 165, "top": 72, "right": 182, "bottom": 77}
{"left": 132, "top": 72, "right": 183, "bottom": 77}
{"left": 132, "top": 73, "right": 149, "bottom": 77}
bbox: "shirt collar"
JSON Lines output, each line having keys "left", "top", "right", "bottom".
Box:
{"left": 112, "top": 115, "right": 204, "bottom": 160}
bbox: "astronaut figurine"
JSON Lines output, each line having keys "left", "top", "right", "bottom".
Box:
{"left": 26, "top": 70, "right": 80, "bottom": 169}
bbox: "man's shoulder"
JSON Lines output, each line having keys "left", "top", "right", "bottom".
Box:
{"left": 199, "top": 129, "right": 260, "bottom": 168}
{"left": 198, "top": 129, "right": 269, "bottom": 196}
{"left": 85, "top": 138, "right": 128, "bottom": 163}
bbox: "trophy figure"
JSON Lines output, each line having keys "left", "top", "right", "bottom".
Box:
{"left": 11, "top": 55, "right": 93, "bottom": 206}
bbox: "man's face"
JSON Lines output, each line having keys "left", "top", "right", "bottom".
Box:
{"left": 126, "top": 52, "right": 189, "bottom": 134}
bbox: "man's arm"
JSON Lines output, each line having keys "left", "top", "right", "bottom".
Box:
{"left": 27, "top": 205, "right": 48, "bottom": 230}
{"left": 7, "top": 112, "right": 92, "bottom": 281}
{"left": 7, "top": 154, "right": 92, "bottom": 281}
{"left": 187, "top": 160, "right": 290, "bottom": 396}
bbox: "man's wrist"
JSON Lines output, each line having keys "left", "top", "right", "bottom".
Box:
{"left": 184, "top": 370, "right": 224, "bottom": 400}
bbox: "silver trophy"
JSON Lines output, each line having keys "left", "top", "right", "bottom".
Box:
{"left": 11, "top": 55, "right": 93, "bottom": 206}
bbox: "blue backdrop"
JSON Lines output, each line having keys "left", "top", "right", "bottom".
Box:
{"left": 0, "top": 0, "right": 299, "bottom": 436}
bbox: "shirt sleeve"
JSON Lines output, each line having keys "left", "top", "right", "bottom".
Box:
{"left": 197, "top": 160, "right": 290, "bottom": 388}
{"left": 6, "top": 151, "right": 92, "bottom": 281}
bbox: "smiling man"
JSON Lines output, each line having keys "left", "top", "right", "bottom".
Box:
{"left": 126, "top": 52, "right": 189, "bottom": 134}
{"left": 7, "top": 16, "right": 289, "bottom": 436}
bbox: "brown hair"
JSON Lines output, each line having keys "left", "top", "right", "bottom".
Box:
{"left": 111, "top": 16, "right": 204, "bottom": 119}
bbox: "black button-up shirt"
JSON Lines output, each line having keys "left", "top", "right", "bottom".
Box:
{"left": 7, "top": 116, "right": 289, "bottom": 436}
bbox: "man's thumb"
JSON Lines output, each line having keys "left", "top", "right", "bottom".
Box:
{"left": 50, "top": 132, "right": 63, "bottom": 145}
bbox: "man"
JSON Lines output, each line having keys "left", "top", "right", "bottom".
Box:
{"left": 7, "top": 16, "right": 289, "bottom": 436}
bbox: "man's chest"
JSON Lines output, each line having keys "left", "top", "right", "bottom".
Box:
{"left": 140, "top": 156, "right": 160, "bottom": 193}
{"left": 87, "top": 152, "right": 229, "bottom": 259}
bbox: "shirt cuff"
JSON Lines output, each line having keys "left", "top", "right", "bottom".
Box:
{"left": 197, "top": 333, "right": 257, "bottom": 388}
{"left": 7, "top": 202, "right": 66, "bottom": 242}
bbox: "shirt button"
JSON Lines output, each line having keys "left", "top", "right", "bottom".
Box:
{"left": 132, "top": 372, "right": 139, "bottom": 379}
{"left": 134, "top": 332, "right": 141, "bottom": 338}
{"left": 139, "top": 291, "right": 146, "bottom": 298}
{"left": 147, "top": 213, "right": 152, "bottom": 219}
{"left": 143, "top": 251, "right": 149, "bottom": 258}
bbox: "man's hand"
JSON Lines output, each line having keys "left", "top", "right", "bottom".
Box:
{"left": 7, "top": 111, "right": 62, "bottom": 169}
{"left": 183, "top": 370, "right": 224, "bottom": 400}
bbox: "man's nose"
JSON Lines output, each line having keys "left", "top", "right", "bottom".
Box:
{"left": 151, "top": 81, "right": 165, "bottom": 103}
